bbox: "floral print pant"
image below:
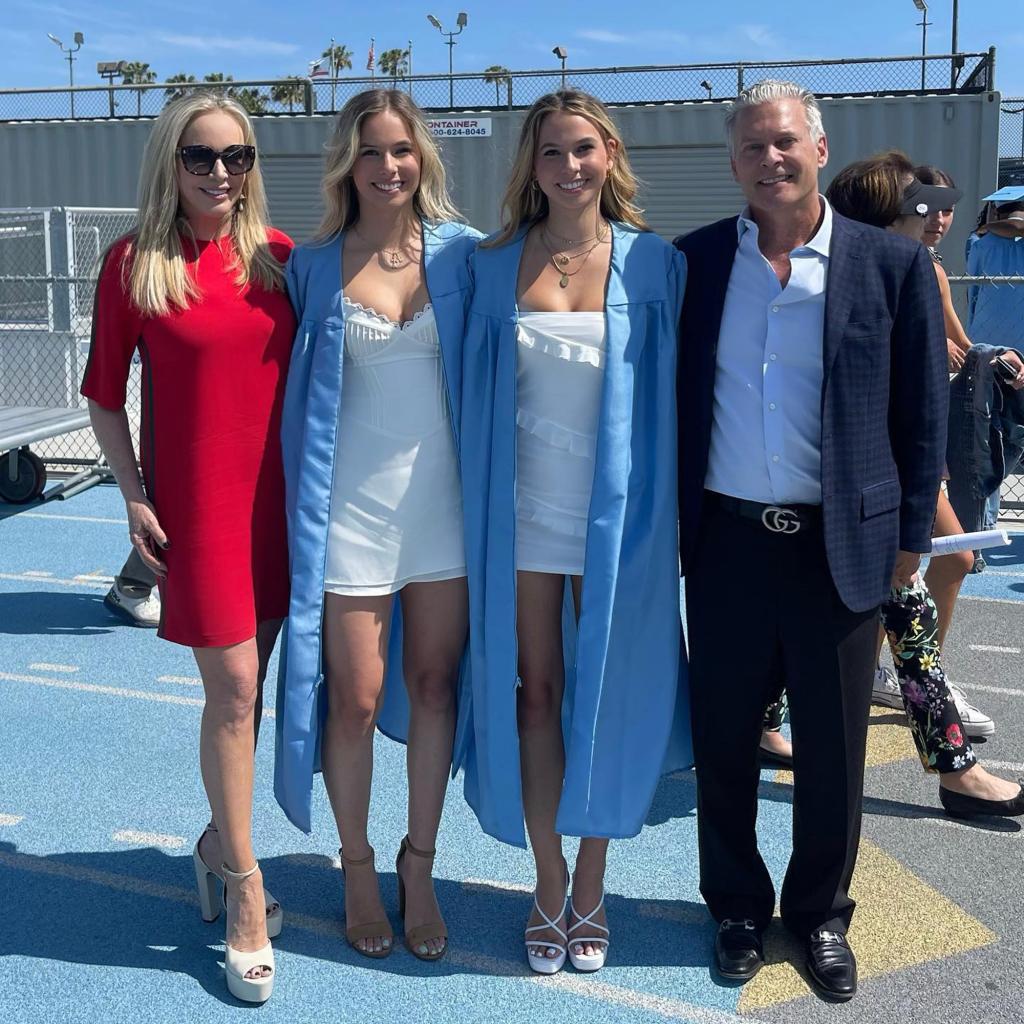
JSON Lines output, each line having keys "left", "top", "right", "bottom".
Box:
{"left": 762, "top": 578, "right": 973, "bottom": 774}
{"left": 881, "top": 577, "right": 975, "bottom": 774}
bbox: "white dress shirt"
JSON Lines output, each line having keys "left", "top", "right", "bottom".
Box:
{"left": 705, "top": 198, "right": 832, "bottom": 505}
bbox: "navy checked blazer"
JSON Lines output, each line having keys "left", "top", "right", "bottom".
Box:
{"left": 674, "top": 210, "right": 948, "bottom": 613}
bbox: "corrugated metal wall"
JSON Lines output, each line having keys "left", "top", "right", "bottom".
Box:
{"left": 0, "top": 92, "right": 1000, "bottom": 273}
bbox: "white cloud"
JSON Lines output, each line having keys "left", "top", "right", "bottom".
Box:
{"left": 155, "top": 34, "right": 301, "bottom": 56}
{"left": 575, "top": 28, "right": 691, "bottom": 47}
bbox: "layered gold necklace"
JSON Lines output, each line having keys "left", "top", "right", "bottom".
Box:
{"left": 541, "top": 222, "right": 609, "bottom": 288}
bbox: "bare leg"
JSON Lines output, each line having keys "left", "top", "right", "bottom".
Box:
{"left": 199, "top": 618, "right": 282, "bottom": 921}
{"left": 941, "top": 762, "right": 1023, "bottom": 800}
{"left": 924, "top": 489, "right": 973, "bottom": 651}
{"left": 321, "top": 592, "right": 394, "bottom": 955}
{"left": 194, "top": 637, "right": 270, "bottom": 978}
{"left": 517, "top": 570, "right": 570, "bottom": 961}
{"left": 397, "top": 577, "right": 467, "bottom": 956}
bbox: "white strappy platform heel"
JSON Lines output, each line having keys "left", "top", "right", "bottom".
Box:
{"left": 525, "top": 874, "right": 569, "bottom": 975}
{"left": 192, "top": 825, "right": 283, "bottom": 938}
{"left": 222, "top": 862, "right": 275, "bottom": 1003}
{"left": 567, "top": 890, "right": 610, "bottom": 972}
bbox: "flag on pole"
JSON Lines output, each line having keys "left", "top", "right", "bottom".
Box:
{"left": 307, "top": 57, "right": 328, "bottom": 78}
{"left": 366, "top": 38, "right": 375, "bottom": 72}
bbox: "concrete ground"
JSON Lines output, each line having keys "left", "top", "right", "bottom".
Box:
{"left": 0, "top": 483, "right": 1021, "bottom": 1024}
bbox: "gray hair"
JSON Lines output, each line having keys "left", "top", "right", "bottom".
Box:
{"left": 724, "top": 79, "right": 825, "bottom": 156}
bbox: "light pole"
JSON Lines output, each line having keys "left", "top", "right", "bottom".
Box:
{"left": 700, "top": 79, "right": 713, "bottom": 99}
{"left": 911, "top": 0, "right": 930, "bottom": 92}
{"left": 427, "top": 11, "right": 467, "bottom": 109}
{"left": 553, "top": 45, "right": 568, "bottom": 89}
{"left": 97, "top": 60, "right": 125, "bottom": 117}
{"left": 950, "top": 0, "right": 961, "bottom": 89}
{"left": 48, "top": 30, "right": 84, "bottom": 118}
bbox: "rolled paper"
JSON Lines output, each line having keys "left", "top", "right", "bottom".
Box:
{"left": 930, "top": 529, "right": 1012, "bottom": 556}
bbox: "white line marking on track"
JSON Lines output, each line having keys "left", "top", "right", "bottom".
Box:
{"left": 923, "top": 817, "right": 1022, "bottom": 839}
{"left": 960, "top": 595, "right": 1024, "bottom": 606}
{"left": 955, "top": 682, "right": 1024, "bottom": 698}
{"left": 463, "top": 877, "right": 534, "bottom": 894}
{"left": 970, "top": 644, "right": 1021, "bottom": 654}
{"left": 28, "top": 663, "right": 78, "bottom": 673}
{"left": 0, "top": 572, "right": 108, "bottom": 589}
{"left": 17, "top": 512, "right": 128, "bottom": 525}
{"left": 74, "top": 573, "right": 114, "bottom": 583}
{"left": 0, "top": 814, "right": 25, "bottom": 826}
{"left": 157, "top": 675, "right": 203, "bottom": 686}
{"left": 0, "top": 671, "right": 275, "bottom": 719}
{"left": 23, "top": 570, "right": 53, "bottom": 577}
{"left": 0, "top": 848, "right": 765, "bottom": 1024}
{"left": 984, "top": 760, "right": 1024, "bottom": 773}
{"left": 112, "top": 829, "right": 186, "bottom": 849}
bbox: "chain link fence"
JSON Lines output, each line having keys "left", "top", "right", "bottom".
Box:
{"left": 0, "top": 52, "right": 994, "bottom": 122}
{"left": 0, "top": 207, "right": 138, "bottom": 467}
{"left": 947, "top": 274, "right": 1024, "bottom": 520}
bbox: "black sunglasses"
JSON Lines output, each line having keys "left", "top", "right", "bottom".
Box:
{"left": 177, "top": 144, "right": 256, "bottom": 176}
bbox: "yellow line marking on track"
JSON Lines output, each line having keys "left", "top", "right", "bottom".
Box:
{"left": 0, "top": 671, "right": 275, "bottom": 719}
{"left": 0, "top": 814, "right": 25, "bottom": 826}
{"left": 0, "top": 848, "right": 764, "bottom": 1024}
{"left": 112, "top": 830, "right": 186, "bottom": 849}
{"left": 0, "top": 572, "right": 107, "bottom": 589}
{"left": 157, "top": 675, "right": 203, "bottom": 686}
{"left": 737, "top": 839, "right": 997, "bottom": 1011}
{"left": 863, "top": 705, "right": 919, "bottom": 768}
{"left": 28, "top": 663, "right": 78, "bottom": 673}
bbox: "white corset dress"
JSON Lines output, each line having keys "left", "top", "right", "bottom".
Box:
{"left": 324, "top": 300, "right": 466, "bottom": 595}
{"left": 515, "top": 311, "right": 607, "bottom": 575}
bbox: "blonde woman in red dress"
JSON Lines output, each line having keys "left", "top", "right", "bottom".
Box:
{"left": 81, "top": 92, "right": 294, "bottom": 1003}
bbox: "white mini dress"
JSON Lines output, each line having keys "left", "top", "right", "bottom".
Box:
{"left": 515, "top": 311, "right": 607, "bottom": 576}
{"left": 324, "top": 300, "right": 466, "bottom": 596}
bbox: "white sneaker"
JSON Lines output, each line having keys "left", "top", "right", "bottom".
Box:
{"left": 104, "top": 582, "right": 160, "bottom": 628}
{"left": 948, "top": 683, "right": 995, "bottom": 739}
{"left": 871, "top": 665, "right": 903, "bottom": 709}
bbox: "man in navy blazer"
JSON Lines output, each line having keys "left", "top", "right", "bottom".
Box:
{"left": 674, "top": 81, "right": 947, "bottom": 1001}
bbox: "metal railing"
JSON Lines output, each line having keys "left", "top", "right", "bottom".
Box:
{"left": 0, "top": 51, "right": 995, "bottom": 122}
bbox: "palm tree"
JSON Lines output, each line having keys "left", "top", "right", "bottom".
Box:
{"left": 378, "top": 48, "right": 409, "bottom": 84}
{"left": 120, "top": 61, "right": 157, "bottom": 117}
{"left": 164, "top": 72, "right": 196, "bottom": 104}
{"left": 202, "top": 72, "right": 233, "bottom": 85}
{"left": 483, "top": 65, "right": 511, "bottom": 107}
{"left": 230, "top": 87, "right": 268, "bottom": 115}
{"left": 321, "top": 42, "right": 353, "bottom": 111}
{"left": 271, "top": 76, "right": 305, "bottom": 113}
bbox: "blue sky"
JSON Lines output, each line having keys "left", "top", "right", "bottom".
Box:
{"left": 4, "top": 0, "right": 1023, "bottom": 95}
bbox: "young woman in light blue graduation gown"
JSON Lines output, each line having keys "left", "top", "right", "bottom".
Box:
{"left": 459, "top": 90, "right": 692, "bottom": 976}
{"left": 274, "top": 90, "right": 481, "bottom": 963}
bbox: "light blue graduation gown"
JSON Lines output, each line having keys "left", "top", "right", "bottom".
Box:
{"left": 274, "top": 219, "right": 482, "bottom": 833}
{"left": 459, "top": 221, "right": 693, "bottom": 848}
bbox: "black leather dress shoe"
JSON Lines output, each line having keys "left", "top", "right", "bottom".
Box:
{"left": 715, "top": 919, "right": 764, "bottom": 981}
{"left": 806, "top": 930, "right": 857, "bottom": 1001}
{"left": 939, "top": 780, "right": 1024, "bottom": 819}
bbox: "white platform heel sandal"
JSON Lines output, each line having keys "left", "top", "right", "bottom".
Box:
{"left": 567, "top": 891, "right": 610, "bottom": 972}
{"left": 192, "top": 825, "right": 283, "bottom": 938}
{"left": 222, "top": 862, "right": 275, "bottom": 1004}
{"left": 525, "top": 874, "right": 569, "bottom": 975}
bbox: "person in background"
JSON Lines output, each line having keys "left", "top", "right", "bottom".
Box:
{"left": 82, "top": 92, "right": 294, "bottom": 1003}
{"left": 104, "top": 548, "right": 160, "bottom": 627}
{"left": 826, "top": 151, "right": 1024, "bottom": 820}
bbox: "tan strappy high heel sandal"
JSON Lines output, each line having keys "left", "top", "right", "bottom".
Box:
{"left": 395, "top": 835, "right": 448, "bottom": 961}
{"left": 340, "top": 847, "right": 394, "bottom": 959}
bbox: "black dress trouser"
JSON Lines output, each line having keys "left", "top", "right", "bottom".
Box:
{"left": 685, "top": 497, "right": 879, "bottom": 935}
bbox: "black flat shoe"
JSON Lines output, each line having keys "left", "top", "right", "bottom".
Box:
{"left": 939, "top": 780, "right": 1024, "bottom": 819}
{"left": 806, "top": 930, "right": 857, "bottom": 1001}
{"left": 758, "top": 745, "right": 794, "bottom": 770}
{"left": 714, "top": 919, "right": 764, "bottom": 981}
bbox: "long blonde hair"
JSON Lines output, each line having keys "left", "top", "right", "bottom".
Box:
{"left": 127, "top": 91, "right": 283, "bottom": 315}
{"left": 316, "top": 89, "right": 461, "bottom": 239}
{"left": 488, "top": 90, "right": 647, "bottom": 247}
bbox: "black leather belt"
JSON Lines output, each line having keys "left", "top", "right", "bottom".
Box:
{"left": 706, "top": 491, "right": 822, "bottom": 534}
